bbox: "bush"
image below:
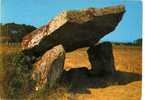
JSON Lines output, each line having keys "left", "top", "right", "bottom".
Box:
{"left": 3, "top": 52, "right": 35, "bottom": 99}
{"left": 2, "top": 51, "right": 68, "bottom": 99}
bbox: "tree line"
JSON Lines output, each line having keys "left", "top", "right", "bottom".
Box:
{"left": 112, "top": 38, "right": 142, "bottom": 46}
{"left": 0, "top": 23, "right": 36, "bottom": 43}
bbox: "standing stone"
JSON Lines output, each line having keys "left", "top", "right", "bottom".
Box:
{"left": 87, "top": 42, "right": 115, "bottom": 76}
{"left": 32, "top": 45, "right": 65, "bottom": 90}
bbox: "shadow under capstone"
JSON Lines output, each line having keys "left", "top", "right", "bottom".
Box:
{"left": 59, "top": 42, "right": 141, "bottom": 94}
{"left": 60, "top": 69, "right": 141, "bottom": 94}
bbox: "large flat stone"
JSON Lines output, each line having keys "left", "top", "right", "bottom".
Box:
{"left": 21, "top": 5, "right": 125, "bottom": 57}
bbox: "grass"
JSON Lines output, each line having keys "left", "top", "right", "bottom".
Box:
{"left": 0, "top": 44, "right": 142, "bottom": 100}
{"left": 113, "top": 44, "right": 142, "bottom": 73}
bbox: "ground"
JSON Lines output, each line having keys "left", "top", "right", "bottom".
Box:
{"left": 0, "top": 44, "right": 142, "bottom": 100}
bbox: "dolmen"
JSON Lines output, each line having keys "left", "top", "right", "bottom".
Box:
{"left": 21, "top": 5, "right": 125, "bottom": 90}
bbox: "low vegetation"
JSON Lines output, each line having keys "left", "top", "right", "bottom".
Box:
{"left": 2, "top": 52, "right": 35, "bottom": 98}
{"left": 112, "top": 38, "right": 142, "bottom": 46}
{"left": 0, "top": 23, "right": 36, "bottom": 43}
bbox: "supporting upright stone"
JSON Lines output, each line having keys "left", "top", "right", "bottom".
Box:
{"left": 87, "top": 42, "right": 115, "bottom": 76}
{"left": 32, "top": 45, "right": 65, "bottom": 90}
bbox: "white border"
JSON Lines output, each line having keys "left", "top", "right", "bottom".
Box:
{"left": 142, "top": 0, "right": 144, "bottom": 100}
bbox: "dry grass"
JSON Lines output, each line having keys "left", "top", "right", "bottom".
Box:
{"left": 64, "top": 45, "right": 142, "bottom": 72}
{"left": 74, "top": 81, "right": 141, "bottom": 100}
{"left": 113, "top": 45, "right": 142, "bottom": 74}
{"left": 63, "top": 44, "right": 142, "bottom": 100}
{"left": 0, "top": 44, "right": 21, "bottom": 54}
{"left": 0, "top": 44, "right": 142, "bottom": 100}
{"left": 64, "top": 48, "right": 91, "bottom": 70}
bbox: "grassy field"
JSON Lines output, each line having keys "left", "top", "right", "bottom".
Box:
{"left": 0, "top": 44, "right": 142, "bottom": 100}
{"left": 63, "top": 44, "right": 142, "bottom": 100}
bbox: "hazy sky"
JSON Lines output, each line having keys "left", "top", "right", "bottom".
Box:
{"left": 1, "top": 0, "right": 142, "bottom": 42}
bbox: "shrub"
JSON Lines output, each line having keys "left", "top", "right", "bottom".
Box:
{"left": 3, "top": 52, "right": 35, "bottom": 99}
{"left": 2, "top": 51, "right": 68, "bottom": 99}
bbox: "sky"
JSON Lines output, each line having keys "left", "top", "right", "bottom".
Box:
{"left": 0, "top": 0, "right": 142, "bottom": 42}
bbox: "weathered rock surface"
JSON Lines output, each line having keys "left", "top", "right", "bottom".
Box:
{"left": 31, "top": 45, "right": 65, "bottom": 90}
{"left": 87, "top": 42, "right": 115, "bottom": 76}
{"left": 21, "top": 5, "right": 125, "bottom": 57}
